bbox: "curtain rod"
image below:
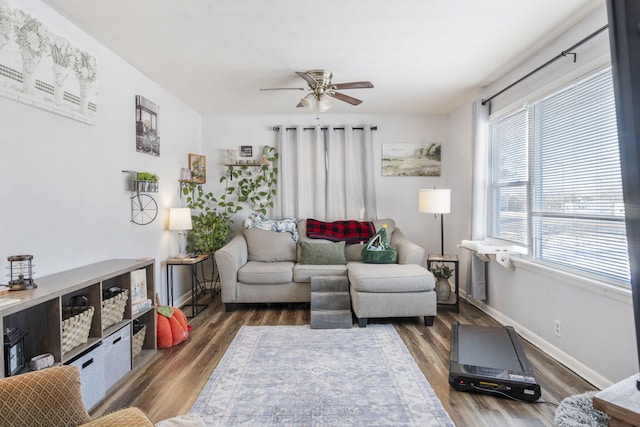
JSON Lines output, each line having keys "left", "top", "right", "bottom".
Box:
{"left": 482, "top": 24, "right": 609, "bottom": 106}
{"left": 272, "top": 126, "right": 377, "bottom": 131}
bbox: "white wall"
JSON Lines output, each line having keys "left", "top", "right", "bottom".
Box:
{"left": 6, "top": 0, "right": 629, "bottom": 391}
{"left": 0, "top": 0, "right": 202, "bottom": 304}
{"left": 201, "top": 113, "right": 470, "bottom": 276}
{"left": 449, "top": 5, "right": 637, "bottom": 388}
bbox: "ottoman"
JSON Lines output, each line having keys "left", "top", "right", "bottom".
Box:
{"left": 347, "top": 263, "right": 436, "bottom": 327}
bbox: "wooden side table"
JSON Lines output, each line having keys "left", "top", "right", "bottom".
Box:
{"left": 593, "top": 374, "right": 640, "bottom": 427}
{"left": 165, "top": 254, "right": 209, "bottom": 318}
{"left": 426, "top": 254, "right": 460, "bottom": 313}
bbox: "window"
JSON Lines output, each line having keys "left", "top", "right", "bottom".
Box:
{"left": 488, "top": 68, "right": 630, "bottom": 284}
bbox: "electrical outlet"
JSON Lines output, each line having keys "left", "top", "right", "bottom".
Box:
{"left": 554, "top": 320, "right": 561, "bottom": 337}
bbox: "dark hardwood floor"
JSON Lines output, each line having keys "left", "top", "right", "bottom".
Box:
{"left": 92, "top": 293, "right": 596, "bottom": 426}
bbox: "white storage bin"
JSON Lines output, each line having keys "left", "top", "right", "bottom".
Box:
{"left": 103, "top": 325, "right": 131, "bottom": 391}
{"left": 66, "top": 342, "right": 105, "bottom": 411}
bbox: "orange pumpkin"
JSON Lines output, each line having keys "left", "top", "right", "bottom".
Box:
{"left": 156, "top": 305, "right": 190, "bottom": 348}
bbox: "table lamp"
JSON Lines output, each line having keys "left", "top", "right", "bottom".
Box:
{"left": 419, "top": 188, "right": 451, "bottom": 255}
{"left": 169, "top": 208, "right": 192, "bottom": 258}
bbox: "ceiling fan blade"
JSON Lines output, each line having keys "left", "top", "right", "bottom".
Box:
{"left": 296, "top": 102, "right": 304, "bottom": 108}
{"left": 332, "top": 81, "right": 374, "bottom": 90}
{"left": 259, "top": 87, "right": 306, "bottom": 91}
{"left": 295, "top": 71, "right": 318, "bottom": 89}
{"left": 331, "top": 91, "right": 363, "bottom": 106}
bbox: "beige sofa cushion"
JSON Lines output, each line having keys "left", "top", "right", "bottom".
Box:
{"left": 348, "top": 262, "right": 435, "bottom": 293}
{"left": 245, "top": 228, "right": 296, "bottom": 262}
{"left": 372, "top": 218, "right": 395, "bottom": 237}
{"left": 238, "top": 261, "right": 294, "bottom": 284}
{"left": 293, "top": 264, "right": 348, "bottom": 283}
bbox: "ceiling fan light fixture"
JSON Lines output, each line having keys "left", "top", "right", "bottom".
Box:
{"left": 317, "top": 95, "right": 335, "bottom": 112}
{"left": 267, "top": 70, "right": 372, "bottom": 111}
{"left": 300, "top": 92, "right": 316, "bottom": 110}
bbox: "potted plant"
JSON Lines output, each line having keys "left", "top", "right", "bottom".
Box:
{"left": 136, "top": 171, "right": 159, "bottom": 192}
{"left": 431, "top": 263, "right": 454, "bottom": 301}
{"left": 183, "top": 145, "right": 279, "bottom": 255}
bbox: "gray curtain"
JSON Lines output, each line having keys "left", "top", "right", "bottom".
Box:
{"left": 468, "top": 100, "right": 490, "bottom": 300}
{"left": 274, "top": 125, "right": 377, "bottom": 221}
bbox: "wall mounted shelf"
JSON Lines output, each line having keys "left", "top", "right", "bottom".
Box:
{"left": 122, "top": 170, "right": 158, "bottom": 225}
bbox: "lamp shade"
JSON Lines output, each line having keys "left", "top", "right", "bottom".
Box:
{"left": 300, "top": 93, "right": 316, "bottom": 110}
{"left": 168, "top": 208, "right": 192, "bottom": 231}
{"left": 418, "top": 189, "right": 451, "bottom": 214}
{"left": 317, "top": 95, "right": 335, "bottom": 112}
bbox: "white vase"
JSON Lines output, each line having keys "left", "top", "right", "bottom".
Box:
{"left": 435, "top": 277, "right": 451, "bottom": 301}
{"left": 78, "top": 78, "right": 92, "bottom": 113}
{"left": 20, "top": 48, "right": 38, "bottom": 95}
{"left": 52, "top": 63, "right": 68, "bottom": 105}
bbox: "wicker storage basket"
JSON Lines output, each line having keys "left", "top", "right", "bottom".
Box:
{"left": 132, "top": 324, "right": 146, "bottom": 358}
{"left": 62, "top": 306, "right": 95, "bottom": 354}
{"left": 102, "top": 289, "right": 129, "bottom": 330}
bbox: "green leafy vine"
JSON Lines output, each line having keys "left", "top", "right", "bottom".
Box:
{"left": 182, "top": 146, "right": 278, "bottom": 254}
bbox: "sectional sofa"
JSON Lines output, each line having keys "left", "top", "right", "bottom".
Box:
{"left": 214, "top": 218, "right": 437, "bottom": 326}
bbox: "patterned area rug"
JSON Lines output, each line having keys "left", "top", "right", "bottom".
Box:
{"left": 191, "top": 324, "right": 454, "bottom": 426}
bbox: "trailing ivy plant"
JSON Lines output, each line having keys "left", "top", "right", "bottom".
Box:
{"left": 229, "top": 146, "right": 279, "bottom": 214}
{"left": 183, "top": 146, "right": 278, "bottom": 254}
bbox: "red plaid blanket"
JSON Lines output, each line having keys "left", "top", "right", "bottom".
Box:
{"left": 306, "top": 219, "right": 375, "bottom": 244}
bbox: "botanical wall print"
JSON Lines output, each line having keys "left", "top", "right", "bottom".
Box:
{"left": 0, "top": 0, "right": 98, "bottom": 124}
{"left": 189, "top": 153, "right": 206, "bottom": 183}
{"left": 135, "top": 95, "right": 160, "bottom": 156}
{"left": 381, "top": 143, "right": 441, "bottom": 177}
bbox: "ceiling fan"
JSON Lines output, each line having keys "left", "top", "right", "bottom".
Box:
{"left": 260, "top": 70, "right": 374, "bottom": 111}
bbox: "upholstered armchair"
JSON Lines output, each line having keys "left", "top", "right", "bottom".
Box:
{"left": 0, "top": 365, "right": 153, "bottom": 427}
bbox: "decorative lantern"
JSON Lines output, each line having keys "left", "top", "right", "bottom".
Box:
{"left": 7, "top": 255, "right": 36, "bottom": 291}
{"left": 3, "top": 327, "right": 28, "bottom": 376}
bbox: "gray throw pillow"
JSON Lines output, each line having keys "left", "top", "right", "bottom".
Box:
{"left": 245, "top": 228, "right": 296, "bottom": 262}
{"left": 299, "top": 241, "right": 346, "bottom": 265}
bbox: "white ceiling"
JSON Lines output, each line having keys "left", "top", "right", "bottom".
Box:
{"left": 42, "top": 0, "right": 604, "bottom": 115}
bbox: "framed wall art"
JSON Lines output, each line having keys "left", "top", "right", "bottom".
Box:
{"left": 240, "top": 145, "right": 253, "bottom": 157}
{"left": 0, "top": 0, "right": 98, "bottom": 124}
{"left": 189, "top": 153, "right": 206, "bottom": 183}
{"left": 135, "top": 95, "right": 160, "bottom": 156}
{"left": 381, "top": 143, "right": 441, "bottom": 177}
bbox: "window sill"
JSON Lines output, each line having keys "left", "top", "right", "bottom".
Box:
{"left": 510, "top": 256, "right": 632, "bottom": 304}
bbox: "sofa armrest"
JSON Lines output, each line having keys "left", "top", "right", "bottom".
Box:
{"left": 0, "top": 365, "right": 92, "bottom": 427}
{"left": 392, "top": 228, "right": 425, "bottom": 265}
{"left": 83, "top": 407, "right": 154, "bottom": 426}
{"left": 214, "top": 233, "right": 248, "bottom": 304}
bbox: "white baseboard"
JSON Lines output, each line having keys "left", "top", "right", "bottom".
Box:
{"left": 465, "top": 298, "right": 613, "bottom": 390}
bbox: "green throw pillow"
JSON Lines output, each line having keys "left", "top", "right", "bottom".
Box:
{"left": 299, "top": 241, "right": 346, "bottom": 265}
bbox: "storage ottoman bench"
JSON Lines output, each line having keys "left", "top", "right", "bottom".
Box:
{"left": 347, "top": 263, "right": 436, "bottom": 327}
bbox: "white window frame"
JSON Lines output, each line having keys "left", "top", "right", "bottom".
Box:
{"left": 488, "top": 67, "right": 630, "bottom": 287}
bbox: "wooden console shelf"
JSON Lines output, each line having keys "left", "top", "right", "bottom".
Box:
{"left": 0, "top": 259, "right": 157, "bottom": 409}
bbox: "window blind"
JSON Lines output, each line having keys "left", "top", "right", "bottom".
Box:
{"left": 489, "top": 110, "right": 529, "bottom": 245}
{"left": 488, "top": 67, "right": 630, "bottom": 285}
{"left": 531, "top": 68, "right": 629, "bottom": 282}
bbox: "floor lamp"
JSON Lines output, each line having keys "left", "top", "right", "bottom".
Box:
{"left": 169, "top": 208, "right": 193, "bottom": 258}
{"left": 419, "top": 189, "right": 451, "bottom": 256}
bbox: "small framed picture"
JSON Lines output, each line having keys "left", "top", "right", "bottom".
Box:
{"left": 188, "top": 153, "right": 206, "bottom": 183}
{"left": 240, "top": 145, "right": 253, "bottom": 157}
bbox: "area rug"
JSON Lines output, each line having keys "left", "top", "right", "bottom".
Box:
{"left": 191, "top": 324, "right": 454, "bottom": 426}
